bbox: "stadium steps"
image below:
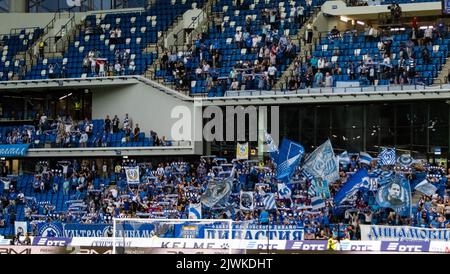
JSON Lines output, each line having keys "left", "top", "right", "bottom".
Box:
{"left": 23, "top": 12, "right": 74, "bottom": 74}
{"left": 275, "top": 7, "right": 322, "bottom": 90}
{"left": 142, "top": 0, "right": 215, "bottom": 85}
{"left": 433, "top": 52, "right": 450, "bottom": 85}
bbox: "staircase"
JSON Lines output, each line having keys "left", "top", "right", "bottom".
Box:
{"left": 434, "top": 55, "right": 450, "bottom": 85}
{"left": 20, "top": 12, "right": 76, "bottom": 74}
{"left": 275, "top": 7, "right": 322, "bottom": 90}
{"left": 142, "top": 0, "right": 215, "bottom": 84}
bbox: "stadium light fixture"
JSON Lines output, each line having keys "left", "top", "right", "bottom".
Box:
{"left": 340, "top": 16, "right": 350, "bottom": 22}
{"left": 356, "top": 21, "right": 365, "bottom": 26}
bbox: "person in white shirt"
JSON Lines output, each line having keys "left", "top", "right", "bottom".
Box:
{"left": 317, "top": 58, "right": 325, "bottom": 70}
{"left": 267, "top": 65, "right": 277, "bottom": 87}
{"left": 235, "top": 30, "right": 242, "bottom": 48}
{"left": 114, "top": 62, "right": 121, "bottom": 76}
{"left": 98, "top": 61, "right": 105, "bottom": 77}
{"left": 324, "top": 72, "right": 333, "bottom": 87}
{"left": 80, "top": 132, "right": 88, "bottom": 147}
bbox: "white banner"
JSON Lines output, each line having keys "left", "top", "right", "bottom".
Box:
{"left": 125, "top": 167, "right": 140, "bottom": 184}
{"left": 68, "top": 237, "right": 286, "bottom": 250}
{"left": 360, "top": 224, "right": 450, "bottom": 242}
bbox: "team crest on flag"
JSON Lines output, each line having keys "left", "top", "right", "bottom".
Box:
{"left": 236, "top": 142, "right": 249, "bottom": 160}
{"left": 240, "top": 191, "right": 254, "bottom": 211}
{"left": 188, "top": 203, "right": 202, "bottom": 219}
{"left": 125, "top": 167, "right": 140, "bottom": 184}
{"left": 378, "top": 147, "right": 396, "bottom": 166}
{"left": 302, "top": 139, "right": 339, "bottom": 183}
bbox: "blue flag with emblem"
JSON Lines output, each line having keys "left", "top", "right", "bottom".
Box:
{"left": 375, "top": 174, "right": 412, "bottom": 216}
{"left": 275, "top": 138, "right": 304, "bottom": 182}
{"left": 334, "top": 169, "right": 370, "bottom": 205}
{"left": 302, "top": 139, "right": 339, "bottom": 183}
{"left": 378, "top": 147, "right": 396, "bottom": 166}
{"left": 277, "top": 183, "right": 292, "bottom": 199}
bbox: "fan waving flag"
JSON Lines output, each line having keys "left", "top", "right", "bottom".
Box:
{"left": 379, "top": 147, "right": 396, "bottom": 166}
{"left": 334, "top": 169, "right": 370, "bottom": 205}
{"left": 275, "top": 138, "right": 304, "bottom": 182}
{"left": 359, "top": 152, "right": 373, "bottom": 166}
{"left": 302, "top": 139, "right": 339, "bottom": 183}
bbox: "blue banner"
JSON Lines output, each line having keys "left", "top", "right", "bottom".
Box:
{"left": 276, "top": 138, "right": 304, "bottom": 182}
{"left": 375, "top": 175, "right": 412, "bottom": 216}
{"left": 0, "top": 144, "right": 29, "bottom": 157}
{"left": 334, "top": 169, "right": 370, "bottom": 205}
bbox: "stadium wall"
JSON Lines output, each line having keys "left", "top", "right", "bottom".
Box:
{"left": 91, "top": 82, "right": 202, "bottom": 151}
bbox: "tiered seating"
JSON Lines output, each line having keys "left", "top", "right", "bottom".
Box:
{"left": 158, "top": 0, "right": 324, "bottom": 95}
{"left": 313, "top": 30, "right": 449, "bottom": 86}
{"left": 0, "top": 28, "right": 43, "bottom": 81}
{"left": 0, "top": 119, "right": 154, "bottom": 148}
{"left": 24, "top": 0, "right": 206, "bottom": 80}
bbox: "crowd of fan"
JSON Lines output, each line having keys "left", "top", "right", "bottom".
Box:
{"left": 3, "top": 153, "right": 448, "bottom": 240}
{"left": 281, "top": 21, "right": 448, "bottom": 90}
{"left": 0, "top": 112, "right": 168, "bottom": 148}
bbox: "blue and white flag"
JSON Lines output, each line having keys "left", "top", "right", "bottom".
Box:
{"left": 375, "top": 175, "right": 412, "bottom": 216}
{"left": 188, "top": 203, "right": 202, "bottom": 219}
{"left": 378, "top": 147, "right": 396, "bottom": 166}
{"left": 302, "top": 139, "right": 339, "bottom": 183}
{"left": 276, "top": 138, "right": 304, "bottom": 182}
{"left": 311, "top": 196, "right": 326, "bottom": 210}
{"left": 264, "top": 131, "right": 279, "bottom": 163}
{"left": 201, "top": 177, "right": 233, "bottom": 208}
{"left": 397, "top": 154, "right": 414, "bottom": 167}
{"left": 263, "top": 193, "right": 277, "bottom": 210}
{"left": 359, "top": 152, "right": 373, "bottom": 166}
{"left": 334, "top": 169, "right": 370, "bottom": 205}
{"left": 338, "top": 151, "right": 351, "bottom": 165}
{"left": 277, "top": 183, "right": 292, "bottom": 199}
{"left": 309, "top": 178, "right": 330, "bottom": 199}
{"left": 125, "top": 167, "right": 140, "bottom": 184}
{"left": 414, "top": 179, "right": 437, "bottom": 197}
